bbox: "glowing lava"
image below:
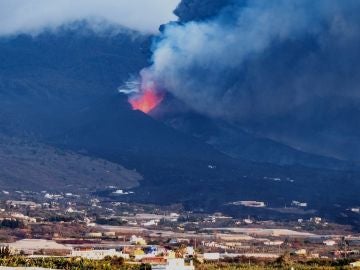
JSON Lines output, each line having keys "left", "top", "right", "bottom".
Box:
{"left": 129, "top": 88, "right": 164, "bottom": 113}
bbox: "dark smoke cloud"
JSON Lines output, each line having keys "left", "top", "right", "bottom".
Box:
{"left": 144, "top": 0, "right": 360, "bottom": 121}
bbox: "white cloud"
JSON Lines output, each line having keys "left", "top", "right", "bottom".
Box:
{"left": 0, "top": 0, "right": 180, "bottom": 35}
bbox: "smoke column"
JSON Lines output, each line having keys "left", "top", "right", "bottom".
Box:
{"left": 140, "top": 0, "right": 360, "bottom": 120}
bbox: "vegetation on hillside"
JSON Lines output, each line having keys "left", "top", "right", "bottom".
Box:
{"left": 0, "top": 255, "right": 356, "bottom": 270}
{"left": 0, "top": 256, "right": 149, "bottom": 270}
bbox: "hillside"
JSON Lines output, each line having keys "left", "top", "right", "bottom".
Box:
{"left": 0, "top": 136, "right": 141, "bottom": 191}
{"left": 152, "top": 96, "right": 358, "bottom": 170}
{"left": 0, "top": 28, "right": 150, "bottom": 139}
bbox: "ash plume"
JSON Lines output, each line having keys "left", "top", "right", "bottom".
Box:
{"left": 144, "top": 0, "right": 360, "bottom": 121}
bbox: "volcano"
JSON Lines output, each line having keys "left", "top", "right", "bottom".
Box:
{"left": 0, "top": 23, "right": 359, "bottom": 226}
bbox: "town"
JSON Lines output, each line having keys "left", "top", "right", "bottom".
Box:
{"left": 0, "top": 189, "right": 359, "bottom": 269}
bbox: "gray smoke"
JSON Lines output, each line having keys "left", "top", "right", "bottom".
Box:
{"left": 144, "top": 0, "right": 360, "bottom": 120}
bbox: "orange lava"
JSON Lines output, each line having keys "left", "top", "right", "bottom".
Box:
{"left": 129, "top": 89, "right": 164, "bottom": 113}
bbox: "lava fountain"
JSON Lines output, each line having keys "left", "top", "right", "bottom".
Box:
{"left": 129, "top": 87, "right": 164, "bottom": 113}
{"left": 119, "top": 71, "right": 164, "bottom": 114}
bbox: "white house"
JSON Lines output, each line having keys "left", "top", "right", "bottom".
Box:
{"left": 203, "top": 253, "right": 220, "bottom": 260}
{"left": 72, "top": 249, "right": 129, "bottom": 260}
{"left": 323, "top": 240, "right": 336, "bottom": 246}
{"left": 130, "top": 235, "right": 147, "bottom": 245}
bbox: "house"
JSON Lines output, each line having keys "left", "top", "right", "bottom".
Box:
{"left": 142, "top": 219, "right": 159, "bottom": 226}
{"left": 6, "top": 200, "right": 40, "bottom": 209}
{"left": 130, "top": 235, "right": 147, "bottom": 245}
{"left": 85, "top": 232, "right": 102, "bottom": 238}
{"left": 203, "top": 253, "right": 220, "bottom": 261}
{"left": 166, "top": 250, "right": 176, "bottom": 259}
{"left": 141, "top": 257, "right": 167, "bottom": 264}
{"left": 152, "top": 259, "right": 194, "bottom": 270}
{"left": 292, "top": 201, "right": 308, "bottom": 207}
{"left": 234, "top": 201, "right": 266, "bottom": 208}
{"left": 65, "top": 207, "right": 83, "bottom": 214}
{"left": 185, "top": 246, "right": 194, "bottom": 256}
{"left": 264, "top": 240, "right": 284, "bottom": 246}
{"left": 310, "top": 217, "right": 322, "bottom": 224}
{"left": 243, "top": 218, "right": 253, "bottom": 224}
{"left": 294, "top": 249, "right": 307, "bottom": 256}
{"left": 169, "top": 213, "right": 180, "bottom": 222}
{"left": 103, "top": 231, "right": 116, "bottom": 238}
{"left": 72, "top": 248, "right": 129, "bottom": 260}
{"left": 133, "top": 248, "right": 145, "bottom": 255}
{"left": 323, "top": 240, "right": 336, "bottom": 246}
{"left": 217, "top": 234, "right": 252, "bottom": 242}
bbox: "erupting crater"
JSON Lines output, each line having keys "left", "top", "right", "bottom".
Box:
{"left": 129, "top": 88, "right": 164, "bottom": 114}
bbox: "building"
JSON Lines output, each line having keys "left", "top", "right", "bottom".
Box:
{"left": 310, "top": 217, "right": 322, "bottom": 224}
{"left": 233, "top": 201, "right": 266, "bottom": 208}
{"left": 6, "top": 200, "right": 40, "bottom": 209}
{"left": 185, "top": 246, "right": 194, "bottom": 256}
{"left": 292, "top": 201, "right": 308, "bottom": 207}
{"left": 264, "top": 240, "right": 284, "bottom": 246}
{"left": 130, "top": 235, "right": 147, "bottom": 245}
{"left": 103, "top": 231, "right": 116, "bottom": 238}
{"left": 323, "top": 240, "right": 336, "bottom": 246}
{"left": 166, "top": 250, "right": 176, "bottom": 259}
{"left": 141, "top": 257, "right": 167, "bottom": 264}
{"left": 294, "top": 249, "right": 307, "bottom": 256}
{"left": 152, "top": 259, "right": 194, "bottom": 270}
{"left": 142, "top": 220, "right": 159, "bottom": 226}
{"left": 85, "top": 232, "right": 103, "bottom": 238}
{"left": 203, "top": 253, "right": 220, "bottom": 261}
{"left": 133, "top": 248, "right": 146, "bottom": 260}
{"left": 72, "top": 249, "right": 129, "bottom": 260}
{"left": 217, "top": 234, "right": 253, "bottom": 242}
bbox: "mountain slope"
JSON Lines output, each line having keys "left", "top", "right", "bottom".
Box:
{"left": 151, "top": 95, "right": 358, "bottom": 170}
{"left": 0, "top": 28, "right": 149, "bottom": 138}
{"left": 56, "top": 93, "right": 226, "bottom": 160}
{"left": 247, "top": 96, "right": 360, "bottom": 162}
{"left": 0, "top": 136, "right": 141, "bottom": 191}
